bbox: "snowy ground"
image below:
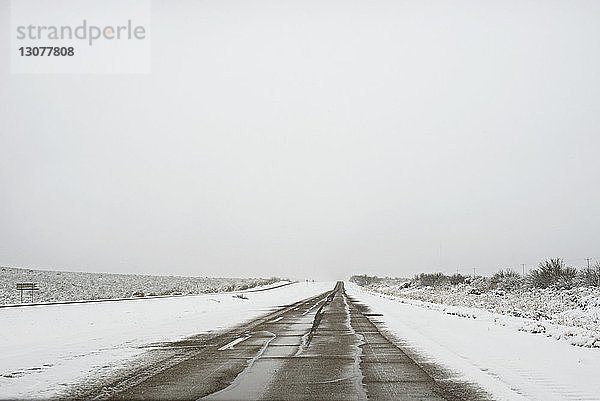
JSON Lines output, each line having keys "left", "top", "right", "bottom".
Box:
{"left": 360, "top": 282, "right": 600, "bottom": 348}
{"left": 1, "top": 266, "right": 282, "bottom": 304}
{"left": 346, "top": 282, "right": 600, "bottom": 401}
{"left": 368, "top": 282, "right": 600, "bottom": 333}
{"left": 0, "top": 281, "right": 334, "bottom": 399}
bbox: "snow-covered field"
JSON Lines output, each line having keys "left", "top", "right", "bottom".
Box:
{"left": 359, "top": 282, "right": 600, "bottom": 348}
{"left": 0, "top": 281, "right": 334, "bottom": 399}
{"left": 0, "top": 266, "right": 281, "bottom": 304}
{"left": 346, "top": 282, "right": 600, "bottom": 401}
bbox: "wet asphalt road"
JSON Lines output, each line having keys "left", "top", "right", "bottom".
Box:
{"left": 83, "top": 282, "right": 485, "bottom": 401}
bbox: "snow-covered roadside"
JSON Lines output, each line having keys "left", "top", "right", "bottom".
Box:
{"left": 1, "top": 266, "right": 284, "bottom": 305}
{"left": 242, "top": 280, "right": 293, "bottom": 292}
{"left": 0, "top": 280, "right": 293, "bottom": 309}
{"left": 346, "top": 282, "right": 600, "bottom": 401}
{"left": 362, "top": 282, "right": 600, "bottom": 338}
{"left": 0, "top": 281, "right": 334, "bottom": 399}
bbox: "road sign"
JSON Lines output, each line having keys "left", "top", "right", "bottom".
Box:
{"left": 16, "top": 282, "right": 39, "bottom": 303}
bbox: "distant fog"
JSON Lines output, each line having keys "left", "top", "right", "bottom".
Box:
{"left": 1, "top": 0, "right": 599, "bottom": 280}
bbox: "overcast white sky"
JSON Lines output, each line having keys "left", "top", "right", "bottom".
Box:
{"left": 1, "top": 0, "right": 599, "bottom": 280}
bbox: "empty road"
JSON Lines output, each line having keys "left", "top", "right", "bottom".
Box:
{"left": 76, "top": 282, "right": 487, "bottom": 400}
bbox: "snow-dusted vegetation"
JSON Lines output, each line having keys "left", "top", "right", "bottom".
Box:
{"left": 0, "top": 266, "right": 282, "bottom": 305}
{"left": 351, "top": 259, "right": 600, "bottom": 348}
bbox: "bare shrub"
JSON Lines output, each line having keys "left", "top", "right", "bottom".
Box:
{"left": 449, "top": 273, "right": 467, "bottom": 285}
{"left": 528, "top": 258, "right": 577, "bottom": 289}
{"left": 349, "top": 275, "right": 382, "bottom": 287}
{"left": 490, "top": 269, "right": 522, "bottom": 291}
{"left": 578, "top": 263, "right": 600, "bottom": 287}
{"left": 413, "top": 272, "right": 448, "bottom": 287}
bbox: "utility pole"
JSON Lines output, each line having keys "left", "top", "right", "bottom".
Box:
{"left": 586, "top": 257, "right": 591, "bottom": 269}
{"left": 522, "top": 263, "right": 525, "bottom": 277}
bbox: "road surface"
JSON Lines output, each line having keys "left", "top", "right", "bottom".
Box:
{"left": 75, "top": 282, "right": 489, "bottom": 400}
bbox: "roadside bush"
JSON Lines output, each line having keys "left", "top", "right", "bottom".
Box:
{"left": 399, "top": 281, "right": 411, "bottom": 289}
{"left": 528, "top": 258, "right": 577, "bottom": 289}
{"left": 578, "top": 264, "right": 600, "bottom": 287}
{"left": 490, "top": 269, "right": 522, "bottom": 291}
{"left": 469, "top": 276, "right": 490, "bottom": 291}
{"left": 350, "top": 275, "right": 382, "bottom": 287}
{"left": 413, "top": 272, "right": 448, "bottom": 287}
{"left": 449, "top": 273, "right": 467, "bottom": 285}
